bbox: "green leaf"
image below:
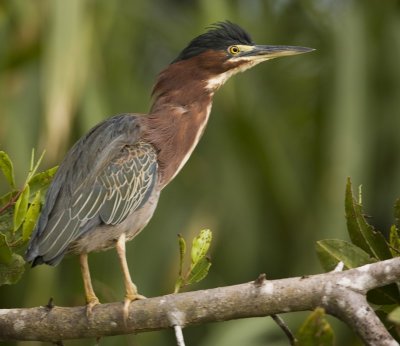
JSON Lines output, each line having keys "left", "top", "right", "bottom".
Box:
{"left": 174, "top": 277, "right": 184, "bottom": 294}
{"left": 0, "top": 151, "right": 16, "bottom": 188}
{"left": 28, "top": 166, "right": 58, "bottom": 197}
{"left": 187, "top": 256, "right": 212, "bottom": 285}
{"left": 388, "top": 306, "right": 400, "bottom": 325}
{"left": 378, "top": 304, "right": 398, "bottom": 315}
{"left": 389, "top": 225, "right": 400, "bottom": 257}
{"left": 0, "top": 233, "right": 12, "bottom": 264}
{"left": 316, "top": 240, "right": 400, "bottom": 304}
{"left": 367, "top": 284, "right": 400, "bottom": 305}
{"left": 0, "top": 208, "right": 13, "bottom": 234}
{"left": 0, "top": 191, "right": 17, "bottom": 209}
{"left": 345, "top": 178, "right": 392, "bottom": 260}
{"left": 296, "top": 308, "right": 334, "bottom": 346}
{"left": 0, "top": 253, "right": 25, "bottom": 286}
{"left": 178, "top": 234, "right": 186, "bottom": 276}
{"left": 395, "top": 199, "right": 400, "bottom": 229}
{"left": 316, "top": 239, "right": 376, "bottom": 271}
{"left": 174, "top": 230, "right": 213, "bottom": 293}
{"left": 22, "top": 191, "right": 41, "bottom": 241}
{"left": 191, "top": 229, "right": 212, "bottom": 265}
{"left": 387, "top": 306, "right": 400, "bottom": 341}
{"left": 13, "top": 184, "right": 30, "bottom": 232}
{"left": 26, "top": 149, "right": 46, "bottom": 182}
{"left": 174, "top": 234, "right": 187, "bottom": 293}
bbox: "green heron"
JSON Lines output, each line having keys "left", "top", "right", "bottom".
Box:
{"left": 25, "top": 22, "right": 313, "bottom": 319}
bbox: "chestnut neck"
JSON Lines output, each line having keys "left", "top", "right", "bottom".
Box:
{"left": 143, "top": 55, "right": 224, "bottom": 187}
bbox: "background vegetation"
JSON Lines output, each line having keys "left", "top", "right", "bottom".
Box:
{"left": 1, "top": 0, "right": 400, "bottom": 345}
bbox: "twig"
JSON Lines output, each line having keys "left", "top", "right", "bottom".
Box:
{"left": 334, "top": 261, "right": 344, "bottom": 272}
{"left": 0, "top": 190, "right": 21, "bottom": 215}
{"left": 46, "top": 297, "right": 54, "bottom": 310}
{"left": 255, "top": 273, "right": 296, "bottom": 344}
{"left": 174, "top": 326, "right": 185, "bottom": 346}
{"left": 387, "top": 243, "right": 400, "bottom": 255}
{"left": 271, "top": 314, "right": 296, "bottom": 345}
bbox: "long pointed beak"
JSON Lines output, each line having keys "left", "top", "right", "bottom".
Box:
{"left": 243, "top": 45, "right": 315, "bottom": 59}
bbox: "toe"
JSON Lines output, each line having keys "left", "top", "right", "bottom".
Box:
{"left": 123, "top": 298, "right": 131, "bottom": 326}
{"left": 128, "top": 292, "right": 146, "bottom": 301}
{"left": 122, "top": 293, "right": 146, "bottom": 326}
{"left": 86, "top": 297, "right": 100, "bottom": 319}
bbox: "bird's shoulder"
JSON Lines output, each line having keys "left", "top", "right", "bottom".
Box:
{"left": 55, "top": 113, "right": 145, "bottom": 191}
{"left": 36, "top": 113, "right": 155, "bottom": 232}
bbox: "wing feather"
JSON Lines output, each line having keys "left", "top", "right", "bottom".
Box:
{"left": 98, "top": 143, "right": 157, "bottom": 225}
{"left": 25, "top": 114, "right": 158, "bottom": 265}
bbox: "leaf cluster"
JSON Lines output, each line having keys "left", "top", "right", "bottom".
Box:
{"left": 0, "top": 150, "right": 57, "bottom": 285}
{"left": 316, "top": 177, "right": 400, "bottom": 341}
{"left": 174, "top": 229, "right": 212, "bottom": 293}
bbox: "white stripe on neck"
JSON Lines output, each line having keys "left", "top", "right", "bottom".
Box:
{"left": 169, "top": 103, "right": 212, "bottom": 182}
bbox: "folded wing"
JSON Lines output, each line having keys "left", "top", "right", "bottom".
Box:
{"left": 25, "top": 114, "right": 158, "bottom": 265}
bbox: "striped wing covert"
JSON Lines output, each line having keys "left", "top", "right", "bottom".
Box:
{"left": 26, "top": 115, "right": 158, "bottom": 265}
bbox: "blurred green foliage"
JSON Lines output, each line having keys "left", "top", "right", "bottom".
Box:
{"left": 0, "top": 151, "right": 56, "bottom": 286}
{"left": 1, "top": 0, "right": 400, "bottom": 345}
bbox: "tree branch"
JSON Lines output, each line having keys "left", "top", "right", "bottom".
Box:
{"left": 1, "top": 257, "right": 400, "bottom": 345}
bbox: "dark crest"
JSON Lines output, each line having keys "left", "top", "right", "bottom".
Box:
{"left": 172, "top": 21, "right": 254, "bottom": 63}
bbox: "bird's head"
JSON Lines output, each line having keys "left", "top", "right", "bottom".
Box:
{"left": 171, "top": 21, "right": 314, "bottom": 92}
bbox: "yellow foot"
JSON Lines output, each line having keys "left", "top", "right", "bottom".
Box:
{"left": 123, "top": 292, "right": 146, "bottom": 326}
{"left": 86, "top": 296, "right": 100, "bottom": 319}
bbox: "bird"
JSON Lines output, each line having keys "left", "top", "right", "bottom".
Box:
{"left": 25, "top": 21, "right": 313, "bottom": 321}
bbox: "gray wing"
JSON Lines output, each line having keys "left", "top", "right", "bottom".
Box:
{"left": 25, "top": 114, "right": 158, "bottom": 265}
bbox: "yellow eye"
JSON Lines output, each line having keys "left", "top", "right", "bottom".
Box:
{"left": 228, "top": 45, "right": 240, "bottom": 55}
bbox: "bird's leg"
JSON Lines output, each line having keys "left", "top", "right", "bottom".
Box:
{"left": 116, "top": 233, "right": 146, "bottom": 324}
{"left": 79, "top": 253, "right": 100, "bottom": 318}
